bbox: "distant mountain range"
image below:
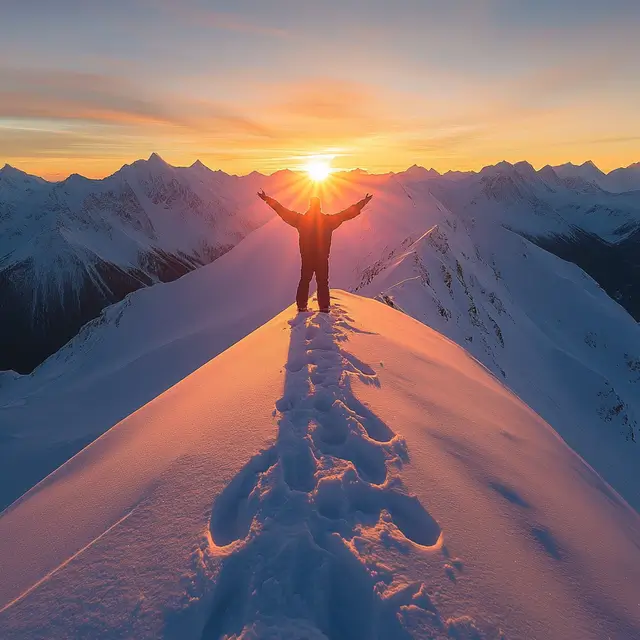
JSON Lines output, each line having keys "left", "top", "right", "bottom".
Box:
{"left": 1, "top": 155, "right": 639, "bottom": 374}
{"left": 553, "top": 160, "right": 640, "bottom": 193}
{"left": 397, "top": 159, "right": 640, "bottom": 194}
{"left": 0, "top": 154, "right": 281, "bottom": 372}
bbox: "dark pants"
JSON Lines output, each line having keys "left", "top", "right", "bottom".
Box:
{"left": 297, "top": 252, "right": 330, "bottom": 310}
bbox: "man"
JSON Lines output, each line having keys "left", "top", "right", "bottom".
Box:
{"left": 258, "top": 190, "right": 373, "bottom": 312}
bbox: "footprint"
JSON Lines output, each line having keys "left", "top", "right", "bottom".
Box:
{"left": 345, "top": 395, "right": 395, "bottom": 443}
{"left": 210, "top": 448, "right": 277, "bottom": 546}
{"left": 305, "top": 324, "right": 321, "bottom": 340}
{"left": 282, "top": 444, "right": 317, "bottom": 493}
{"left": 315, "top": 476, "right": 348, "bottom": 520}
{"left": 385, "top": 491, "right": 442, "bottom": 547}
{"left": 200, "top": 554, "right": 251, "bottom": 639}
{"left": 285, "top": 355, "right": 307, "bottom": 373}
{"left": 313, "top": 414, "right": 349, "bottom": 446}
{"left": 308, "top": 333, "right": 338, "bottom": 352}
{"left": 343, "top": 352, "right": 378, "bottom": 377}
{"left": 340, "top": 435, "right": 388, "bottom": 485}
{"left": 276, "top": 394, "right": 301, "bottom": 412}
{"left": 313, "top": 389, "right": 335, "bottom": 413}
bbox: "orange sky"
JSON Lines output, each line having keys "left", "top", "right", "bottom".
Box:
{"left": 1, "top": 1, "right": 639, "bottom": 180}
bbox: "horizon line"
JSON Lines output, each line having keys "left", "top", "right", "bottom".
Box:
{"left": 2, "top": 153, "right": 639, "bottom": 184}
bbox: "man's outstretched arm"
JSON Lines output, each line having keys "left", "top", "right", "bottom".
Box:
{"left": 257, "top": 190, "right": 300, "bottom": 227}
{"left": 329, "top": 193, "right": 373, "bottom": 229}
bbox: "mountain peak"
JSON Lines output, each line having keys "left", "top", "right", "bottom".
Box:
{"left": 147, "top": 152, "right": 171, "bottom": 168}
{"left": 1, "top": 163, "right": 25, "bottom": 177}
{"left": 581, "top": 160, "right": 606, "bottom": 176}
{"left": 538, "top": 164, "right": 561, "bottom": 181}
{"left": 61, "top": 172, "right": 91, "bottom": 186}
{"left": 0, "top": 164, "right": 47, "bottom": 184}
{"left": 402, "top": 164, "right": 439, "bottom": 178}
{"left": 479, "top": 161, "right": 516, "bottom": 177}
{"left": 514, "top": 160, "right": 536, "bottom": 175}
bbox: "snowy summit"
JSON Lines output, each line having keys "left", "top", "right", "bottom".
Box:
{"left": 0, "top": 294, "right": 639, "bottom": 639}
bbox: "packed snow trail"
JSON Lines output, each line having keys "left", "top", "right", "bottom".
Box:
{"left": 0, "top": 293, "right": 639, "bottom": 639}
{"left": 203, "top": 303, "right": 447, "bottom": 639}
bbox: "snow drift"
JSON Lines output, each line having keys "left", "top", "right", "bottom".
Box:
{"left": 1, "top": 293, "right": 638, "bottom": 639}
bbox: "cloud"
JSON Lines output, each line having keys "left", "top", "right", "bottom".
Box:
{"left": 590, "top": 135, "right": 640, "bottom": 145}
{"left": 544, "top": 134, "right": 640, "bottom": 148}
{"left": 276, "top": 79, "right": 378, "bottom": 122}
{"left": 0, "top": 127, "right": 116, "bottom": 159}
{"left": 256, "top": 77, "right": 409, "bottom": 147}
{"left": 148, "top": 0, "right": 288, "bottom": 38}
{"left": 404, "top": 126, "right": 488, "bottom": 153}
{"left": 0, "top": 67, "right": 272, "bottom": 136}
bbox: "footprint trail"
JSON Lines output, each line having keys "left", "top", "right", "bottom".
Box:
{"left": 203, "top": 303, "right": 447, "bottom": 639}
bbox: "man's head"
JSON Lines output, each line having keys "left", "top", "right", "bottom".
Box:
{"left": 309, "top": 196, "right": 321, "bottom": 215}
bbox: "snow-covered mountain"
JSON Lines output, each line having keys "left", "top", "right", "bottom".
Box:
{"left": 394, "top": 164, "right": 441, "bottom": 182}
{"left": 553, "top": 160, "right": 608, "bottom": 189}
{"left": 1, "top": 167, "right": 638, "bottom": 524}
{"left": 607, "top": 162, "right": 640, "bottom": 193}
{"left": 1, "top": 295, "right": 639, "bottom": 639}
{"left": 425, "top": 160, "right": 640, "bottom": 319}
{"left": 553, "top": 160, "right": 640, "bottom": 193}
{"left": 4, "top": 156, "right": 639, "bottom": 377}
{"left": 0, "top": 154, "right": 277, "bottom": 373}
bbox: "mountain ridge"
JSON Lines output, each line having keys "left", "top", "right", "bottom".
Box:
{"left": 7, "top": 154, "right": 640, "bottom": 184}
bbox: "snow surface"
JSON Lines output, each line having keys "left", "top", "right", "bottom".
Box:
{"left": 1, "top": 169, "right": 638, "bottom": 518}
{"left": 1, "top": 293, "right": 638, "bottom": 639}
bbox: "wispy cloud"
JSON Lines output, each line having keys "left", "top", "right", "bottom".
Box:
{"left": 0, "top": 67, "right": 272, "bottom": 136}
{"left": 276, "top": 79, "right": 377, "bottom": 121}
{"left": 148, "top": 0, "right": 289, "bottom": 38}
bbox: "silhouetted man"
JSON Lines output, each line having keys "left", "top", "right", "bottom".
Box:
{"left": 258, "top": 191, "right": 373, "bottom": 312}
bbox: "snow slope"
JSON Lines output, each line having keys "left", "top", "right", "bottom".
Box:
{"left": 0, "top": 155, "right": 273, "bottom": 373}
{"left": 1, "top": 294, "right": 638, "bottom": 639}
{"left": 1, "top": 173, "right": 639, "bottom": 519}
{"left": 0, "top": 175, "right": 434, "bottom": 509}
{"left": 354, "top": 205, "right": 640, "bottom": 508}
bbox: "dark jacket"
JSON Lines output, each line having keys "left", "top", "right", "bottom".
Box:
{"left": 265, "top": 198, "right": 362, "bottom": 257}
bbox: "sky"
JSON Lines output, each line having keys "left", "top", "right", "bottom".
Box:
{"left": 1, "top": 0, "right": 639, "bottom": 179}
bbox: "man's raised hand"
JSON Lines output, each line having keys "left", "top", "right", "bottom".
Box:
{"left": 358, "top": 193, "right": 373, "bottom": 210}
{"left": 257, "top": 189, "right": 268, "bottom": 201}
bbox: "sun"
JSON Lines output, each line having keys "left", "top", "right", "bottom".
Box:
{"left": 306, "top": 159, "right": 332, "bottom": 182}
